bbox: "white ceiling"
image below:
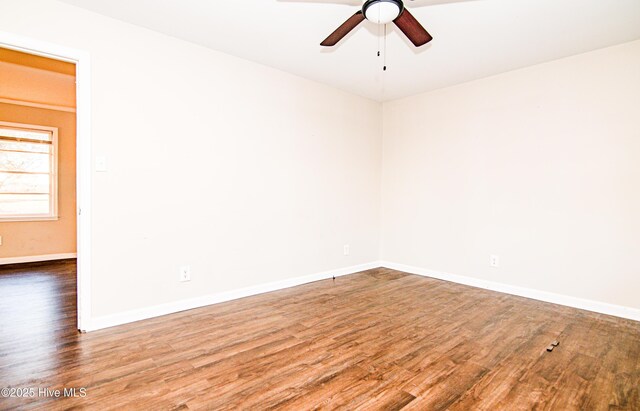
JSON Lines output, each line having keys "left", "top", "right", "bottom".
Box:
{"left": 59, "top": 0, "right": 640, "bottom": 101}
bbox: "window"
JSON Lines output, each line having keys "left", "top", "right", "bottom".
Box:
{"left": 0, "top": 121, "right": 58, "bottom": 221}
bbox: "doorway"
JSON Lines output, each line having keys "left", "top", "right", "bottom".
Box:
{"left": 0, "top": 33, "right": 91, "bottom": 331}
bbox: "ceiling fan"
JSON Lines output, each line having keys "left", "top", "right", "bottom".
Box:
{"left": 321, "top": 0, "right": 432, "bottom": 47}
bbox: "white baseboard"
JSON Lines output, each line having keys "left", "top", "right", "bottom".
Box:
{"left": 0, "top": 253, "right": 77, "bottom": 265}
{"left": 85, "top": 261, "right": 381, "bottom": 332}
{"left": 380, "top": 261, "right": 640, "bottom": 322}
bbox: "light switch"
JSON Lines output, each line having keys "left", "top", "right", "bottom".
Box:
{"left": 95, "top": 156, "right": 108, "bottom": 172}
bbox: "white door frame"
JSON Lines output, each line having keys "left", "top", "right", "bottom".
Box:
{"left": 0, "top": 31, "right": 92, "bottom": 331}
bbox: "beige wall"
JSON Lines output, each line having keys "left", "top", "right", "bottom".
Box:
{"left": 0, "top": 60, "right": 76, "bottom": 109}
{"left": 0, "top": 0, "right": 382, "bottom": 318}
{"left": 0, "top": 103, "right": 77, "bottom": 257}
{"left": 381, "top": 40, "right": 640, "bottom": 310}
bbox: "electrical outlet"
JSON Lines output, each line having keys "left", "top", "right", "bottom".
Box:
{"left": 490, "top": 255, "right": 500, "bottom": 268}
{"left": 343, "top": 245, "right": 350, "bottom": 256}
{"left": 179, "top": 266, "right": 191, "bottom": 282}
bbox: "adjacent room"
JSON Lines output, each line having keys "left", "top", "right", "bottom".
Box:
{"left": 0, "top": 0, "right": 638, "bottom": 409}
{"left": 0, "top": 47, "right": 78, "bottom": 401}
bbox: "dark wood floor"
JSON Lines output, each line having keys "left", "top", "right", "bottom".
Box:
{"left": 0, "top": 260, "right": 639, "bottom": 410}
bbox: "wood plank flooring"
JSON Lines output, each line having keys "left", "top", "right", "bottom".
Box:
{"left": 0, "top": 260, "right": 639, "bottom": 410}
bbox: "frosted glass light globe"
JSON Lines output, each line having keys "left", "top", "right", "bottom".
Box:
{"left": 364, "top": 1, "right": 402, "bottom": 24}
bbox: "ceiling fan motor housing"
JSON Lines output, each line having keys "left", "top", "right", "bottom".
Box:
{"left": 362, "top": 0, "right": 405, "bottom": 24}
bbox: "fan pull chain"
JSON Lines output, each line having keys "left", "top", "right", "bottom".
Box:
{"left": 377, "top": 20, "right": 381, "bottom": 57}
{"left": 383, "top": 24, "right": 387, "bottom": 71}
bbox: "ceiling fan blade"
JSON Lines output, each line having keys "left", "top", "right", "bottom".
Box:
{"left": 320, "top": 11, "right": 365, "bottom": 46}
{"left": 393, "top": 9, "right": 433, "bottom": 47}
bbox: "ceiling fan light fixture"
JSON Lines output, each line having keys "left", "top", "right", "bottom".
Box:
{"left": 363, "top": 0, "right": 404, "bottom": 25}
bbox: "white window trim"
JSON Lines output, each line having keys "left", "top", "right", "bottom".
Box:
{"left": 0, "top": 120, "right": 59, "bottom": 222}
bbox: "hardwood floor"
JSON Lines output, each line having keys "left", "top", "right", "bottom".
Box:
{"left": 1, "top": 260, "right": 639, "bottom": 410}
